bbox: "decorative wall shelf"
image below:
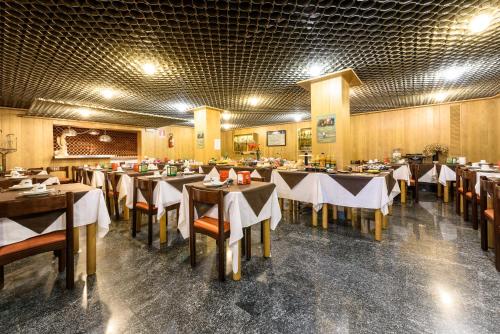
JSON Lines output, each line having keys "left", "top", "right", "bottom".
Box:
{"left": 53, "top": 155, "right": 115, "bottom": 160}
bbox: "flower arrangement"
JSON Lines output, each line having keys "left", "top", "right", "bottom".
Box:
{"left": 422, "top": 143, "right": 449, "bottom": 157}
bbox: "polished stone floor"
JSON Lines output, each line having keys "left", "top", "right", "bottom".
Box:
{"left": 1, "top": 193, "right": 499, "bottom": 333}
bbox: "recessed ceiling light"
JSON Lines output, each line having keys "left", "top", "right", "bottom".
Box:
{"left": 439, "top": 66, "right": 468, "bottom": 81}
{"left": 308, "top": 64, "right": 323, "bottom": 77}
{"left": 173, "top": 102, "right": 189, "bottom": 112}
{"left": 222, "top": 123, "right": 231, "bottom": 130}
{"left": 469, "top": 13, "right": 492, "bottom": 33}
{"left": 78, "top": 108, "right": 91, "bottom": 118}
{"left": 248, "top": 97, "right": 260, "bottom": 106}
{"left": 293, "top": 114, "right": 302, "bottom": 122}
{"left": 433, "top": 92, "right": 448, "bottom": 102}
{"left": 100, "top": 88, "right": 115, "bottom": 99}
{"left": 142, "top": 63, "right": 157, "bottom": 75}
{"left": 222, "top": 112, "right": 231, "bottom": 121}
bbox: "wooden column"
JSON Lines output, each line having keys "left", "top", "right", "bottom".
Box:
{"left": 193, "top": 106, "right": 222, "bottom": 163}
{"left": 297, "top": 69, "right": 361, "bottom": 170}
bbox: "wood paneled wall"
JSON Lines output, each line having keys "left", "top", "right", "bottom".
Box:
{"left": 0, "top": 108, "right": 194, "bottom": 170}
{"left": 222, "top": 95, "right": 499, "bottom": 163}
{"left": 221, "top": 121, "right": 311, "bottom": 160}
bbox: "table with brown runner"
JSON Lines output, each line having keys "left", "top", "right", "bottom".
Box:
{"left": 199, "top": 165, "right": 273, "bottom": 182}
{"left": 0, "top": 174, "right": 60, "bottom": 189}
{"left": 178, "top": 181, "right": 282, "bottom": 280}
{"left": 0, "top": 183, "right": 111, "bottom": 275}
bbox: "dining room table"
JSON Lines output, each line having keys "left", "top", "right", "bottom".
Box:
{"left": 0, "top": 183, "right": 111, "bottom": 275}
{"left": 271, "top": 169, "right": 400, "bottom": 241}
{"left": 437, "top": 163, "right": 459, "bottom": 202}
{"left": 177, "top": 180, "right": 282, "bottom": 280}
{"left": 199, "top": 165, "right": 273, "bottom": 182}
{"left": 390, "top": 163, "right": 411, "bottom": 203}
{"left": 126, "top": 173, "right": 206, "bottom": 244}
{"left": 0, "top": 174, "right": 60, "bottom": 189}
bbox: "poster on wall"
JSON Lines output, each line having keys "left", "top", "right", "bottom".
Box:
{"left": 266, "top": 130, "right": 286, "bottom": 146}
{"left": 316, "top": 114, "right": 336, "bottom": 143}
{"left": 196, "top": 131, "right": 205, "bottom": 149}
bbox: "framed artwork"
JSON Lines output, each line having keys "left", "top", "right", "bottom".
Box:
{"left": 266, "top": 130, "right": 286, "bottom": 146}
{"left": 196, "top": 131, "right": 205, "bottom": 149}
{"left": 316, "top": 114, "right": 336, "bottom": 143}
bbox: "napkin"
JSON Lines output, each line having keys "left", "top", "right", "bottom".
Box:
{"left": 37, "top": 170, "right": 48, "bottom": 175}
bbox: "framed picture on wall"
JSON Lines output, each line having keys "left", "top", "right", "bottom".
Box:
{"left": 316, "top": 114, "right": 336, "bottom": 143}
{"left": 266, "top": 130, "right": 286, "bottom": 146}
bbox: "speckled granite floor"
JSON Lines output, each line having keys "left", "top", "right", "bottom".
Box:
{"left": 1, "top": 193, "right": 499, "bottom": 333}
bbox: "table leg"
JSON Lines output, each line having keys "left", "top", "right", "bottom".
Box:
{"left": 263, "top": 219, "right": 271, "bottom": 257}
{"left": 383, "top": 213, "right": 388, "bottom": 229}
{"left": 347, "top": 207, "right": 352, "bottom": 220}
{"left": 73, "top": 227, "right": 80, "bottom": 254}
{"left": 279, "top": 198, "right": 284, "bottom": 211}
{"left": 123, "top": 202, "right": 130, "bottom": 220}
{"left": 332, "top": 205, "right": 338, "bottom": 221}
{"left": 322, "top": 204, "right": 328, "bottom": 229}
{"left": 160, "top": 213, "right": 168, "bottom": 244}
{"left": 292, "top": 200, "right": 296, "bottom": 218}
{"left": 488, "top": 220, "right": 495, "bottom": 249}
{"left": 460, "top": 195, "right": 464, "bottom": 214}
{"left": 312, "top": 209, "right": 318, "bottom": 227}
{"left": 232, "top": 240, "right": 241, "bottom": 281}
{"left": 86, "top": 223, "right": 96, "bottom": 275}
{"left": 375, "top": 209, "right": 382, "bottom": 241}
{"left": 443, "top": 182, "right": 449, "bottom": 203}
{"left": 437, "top": 183, "right": 442, "bottom": 198}
{"left": 400, "top": 180, "right": 406, "bottom": 204}
{"left": 388, "top": 205, "right": 393, "bottom": 216}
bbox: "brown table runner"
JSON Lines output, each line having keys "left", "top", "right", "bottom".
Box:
{"left": 0, "top": 183, "right": 93, "bottom": 233}
{"left": 416, "top": 163, "right": 435, "bottom": 178}
{"left": 201, "top": 165, "right": 215, "bottom": 174}
{"left": 0, "top": 175, "right": 53, "bottom": 189}
{"left": 278, "top": 171, "right": 308, "bottom": 189}
{"left": 384, "top": 172, "right": 396, "bottom": 196}
{"left": 164, "top": 175, "right": 206, "bottom": 192}
{"left": 187, "top": 181, "right": 276, "bottom": 217}
{"left": 330, "top": 173, "right": 375, "bottom": 196}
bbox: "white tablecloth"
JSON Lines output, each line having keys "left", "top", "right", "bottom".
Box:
{"left": 271, "top": 170, "right": 399, "bottom": 215}
{"left": 392, "top": 164, "right": 411, "bottom": 184}
{"left": 418, "top": 165, "right": 438, "bottom": 183}
{"left": 82, "top": 169, "right": 106, "bottom": 188}
{"left": 475, "top": 171, "right": 500, "bottom": 193}
{"left": 200, "top": 166, "right": 267, "bottom": 181}
{"left": 438, "top": 165, "right": 456, "bottom": 186}
{"left": 0, "top": 186, "right": 111, "bottom": 247}
{"left": 126, "top": 175, "right": 205, "bottom": 218}
{"left": 178, "top": 185, "right": 282, "bottom": 273}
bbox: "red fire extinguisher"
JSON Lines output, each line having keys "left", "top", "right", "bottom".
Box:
{"left": 168, "top": 133, "right": 174, "bottom": 148}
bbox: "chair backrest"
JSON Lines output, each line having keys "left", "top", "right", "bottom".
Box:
{"left": 47, "top": 166, "right": 69, "bottom": 178}
{"left": 133, "top": 178, "right": 154, "bottom": 210}
{"left": 26, "top": 167, "right": 44, "bottom": 175}
{"left": 464, "top": 169, "right": 476, "bottom": 194}
{"left": 495, "top": 184, "right": 500, "bottom": 218}
{"left": 188, "top": 186, "right": 224, "bottom": 233}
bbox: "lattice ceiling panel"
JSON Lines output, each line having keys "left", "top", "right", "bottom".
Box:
{"left": 1, "top": 1, "right": 499, "bottom": 128}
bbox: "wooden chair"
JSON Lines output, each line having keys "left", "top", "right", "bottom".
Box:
{"left": 105, "top": 172, "right": 121, "bottom": 221}
{"left": 47, "top": 166, "right": 71, "bottom": 184}
{"left": 463, "top": 170, "right": 479, "bottom": 229}
{"left": 0, "top": 192, "right": 74, "bottom": 289}
{"left": 479, "top": 177, "right": 500, "bottom": 254}
{"left": 71, "top": 166, "right": 80, "bottom": 182}
{"left": 132, "top": 178, "right": 156, "bottom": 246}
{"left": 455, "top": 166, "right": 466, "bottom": 215}
{"left": 26, "top": 167, "right": 44, "bottom": 175}
{"left": 408, "top": 164, "right": 419, "bottom": 202}
{"left": 494, "top": 184, "right": 500, "bottom": 271}
{"left": 188, "top": 186, "right": 230, "bottom": 281}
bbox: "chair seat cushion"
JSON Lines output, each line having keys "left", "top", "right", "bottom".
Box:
{"left": 409, "top": 179, "right": 415, "bottom": 186}
{"left": 58, "top": 177, "right": 72, "bottom": 184}
{"left": 465, "top": 192, "right": 473, "bottom": 199}
{"left": 484, "top": 209, "right": 494, "bottom": 221}
{"left": 194, "top": 216, "right": 230, "bottom": 235}
{"left": 135, "top": 202, "right": 157, "bottom": 211}
{"left": 458, "top": 187, "right": 464, "bottom": 193}
{"left": 107, "top": 190, "right": 117, "bottom": 197}
{"left": 0, "top": 231, "right": 65, "bottom": 257}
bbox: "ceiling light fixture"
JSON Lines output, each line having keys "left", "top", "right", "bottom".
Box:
{"left": 99, "top": 131, "right": 112, "bottom": 143}
{"left": 173, "top": 102, "right": 189, "bottom": 112}
{"left": 142, "top": 63, "right": 157, "bottom": 75}
{"left": 222, "top": 112, "right": 231, "bottom": 121}
{"left": 100, "top": 88, "right": 115, "bottom": 99}
{"left": 78, "top": 108, "right": 91, "bottom": 118}
{"left": 293, "top": 114, "right": 303, "bottom": 122}
{"left": 63, "top": 127, "right": 77, "bottom": 137}
{"left": 222, "top": 123, "right": 231, "bottom": 130}
{"left": 433, "top": 92, "right": 448, "bottom": 102}
{"left": 438, "top": 66, "right": 468, "bottom": 81}
{"left": 248, "top": 97, "right": 260, "bottom": 107}
{"left": 88, "top": 129, "right": 100, "bottom": 136}
{"left": 469, "top": 13, "right": 492, "bottom": 33}
{"left": 308, "top": 64, "right": 323, "bottom": 77}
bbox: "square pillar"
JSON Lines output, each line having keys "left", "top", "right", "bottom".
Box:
{"left": 298, "top": 69, "right": 361, "bottom": 169}
{"left": 193, "top": 106, "right": 221, "bottom": 163}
